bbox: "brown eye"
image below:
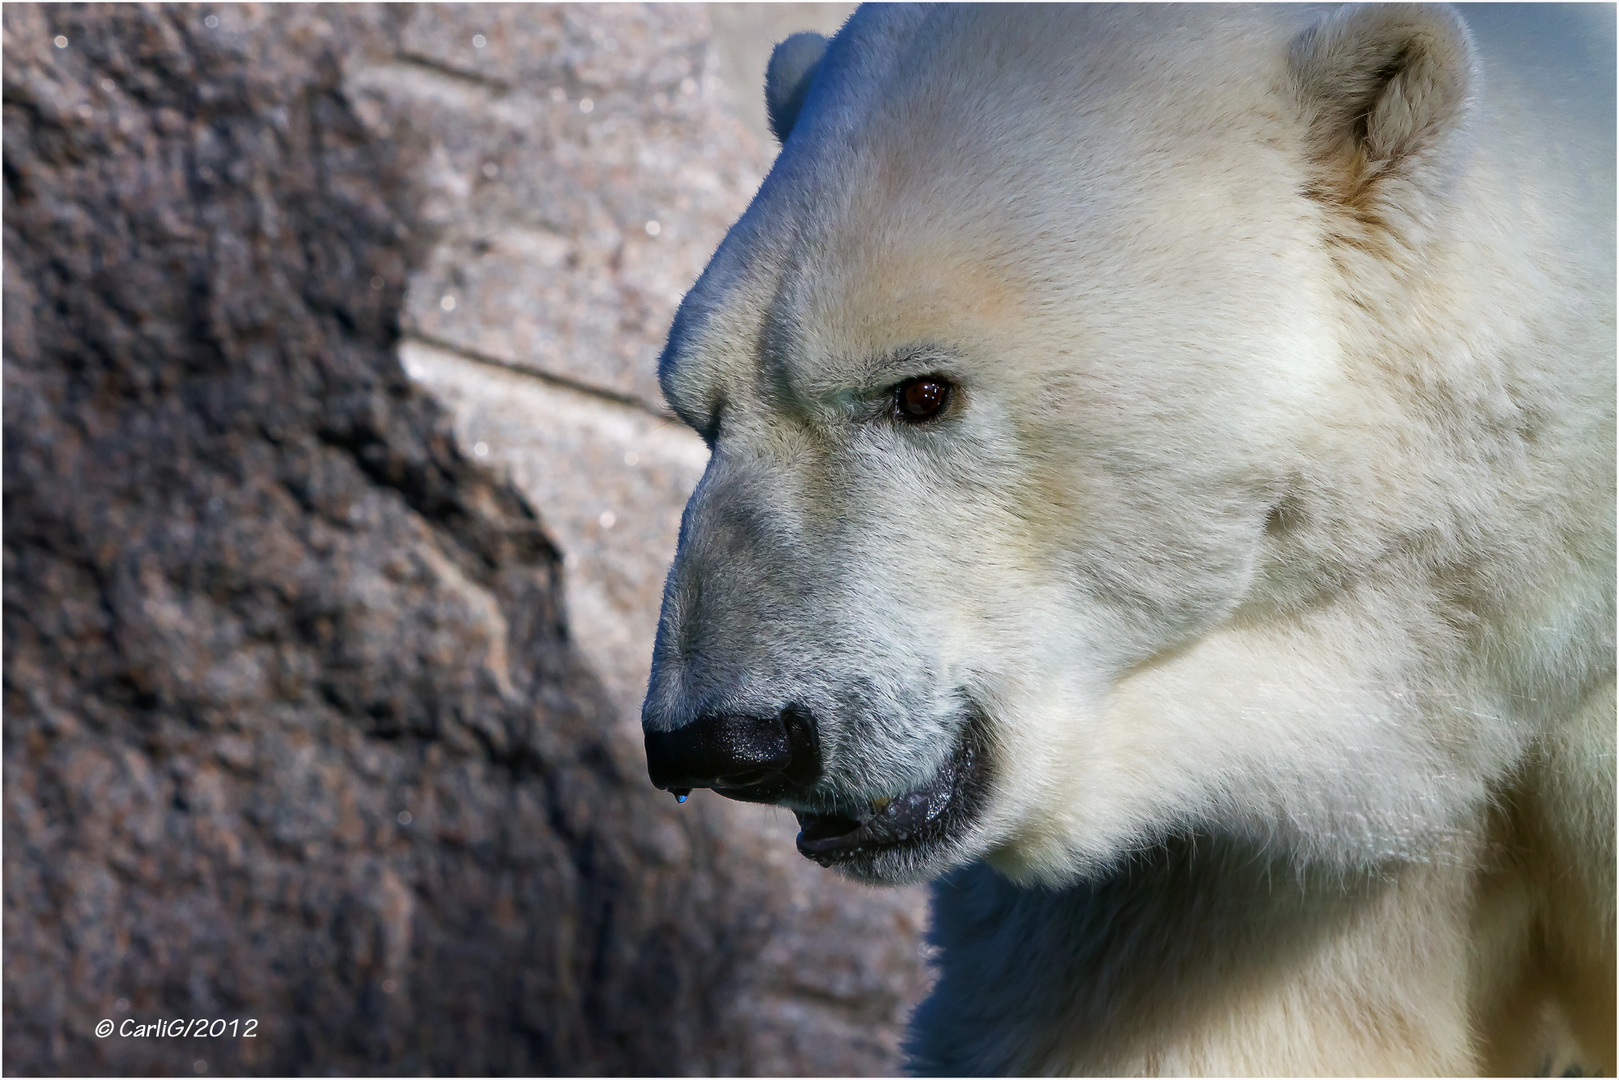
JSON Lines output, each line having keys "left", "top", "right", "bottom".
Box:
{"left": 895, "top": 376, "right": 951, "bottom": 423}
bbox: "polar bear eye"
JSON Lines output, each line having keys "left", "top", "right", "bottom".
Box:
{"left": 894, "top": 376, "right": 951, "bottom": 423}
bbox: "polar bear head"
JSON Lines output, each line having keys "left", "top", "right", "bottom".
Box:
{"left": 641, "top": 4, "right": 1583, "bottom": 886}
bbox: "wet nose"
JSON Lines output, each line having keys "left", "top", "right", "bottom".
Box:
{"left": 645, "top": 705, "right": 820, "bottom": 798}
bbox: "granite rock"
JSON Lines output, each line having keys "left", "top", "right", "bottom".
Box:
{"left": 3, "top": 3, "right": 928, "bottom": 1075}
{"left": 350, "top": 3, "right": 771, "bottom": 411}
{"left": 4, "top": 5, "right": 747, "bottom": 1074}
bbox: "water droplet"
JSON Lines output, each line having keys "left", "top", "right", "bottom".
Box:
{"left": 471, "top": 33, "right": 487, "bottom": 49}
{"left": 204, "top": 14, "right": 219, "bottom": 28}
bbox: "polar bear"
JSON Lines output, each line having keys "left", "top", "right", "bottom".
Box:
{"left": 641, "top": 4, "right": 1615, "bottom": 1074}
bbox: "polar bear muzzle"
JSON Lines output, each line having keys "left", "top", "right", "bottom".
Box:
{"left": 794, "top": 715, "right": 989, "bottom": 873}
{"left": 644, "top": 704, "right": 821, "bottom": 802}
{"left": 644, "top": 688, "right": 993, "bottom": 879}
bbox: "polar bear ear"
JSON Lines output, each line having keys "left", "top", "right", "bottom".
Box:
{"left": 766, "top": 32, "right": 829, "bottom": 143}
{"left": 1288, "top": 4, "right": 1477, "bottom": 212}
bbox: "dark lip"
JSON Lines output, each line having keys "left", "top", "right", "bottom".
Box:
{"left": 790, "top": 716, "right": 989, "bottom": 869}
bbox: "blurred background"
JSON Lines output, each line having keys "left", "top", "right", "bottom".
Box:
{"left": 2, "top": 4, "right": 950, "bottom": 1075}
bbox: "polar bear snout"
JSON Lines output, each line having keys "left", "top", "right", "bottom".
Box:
{"left": 644, "top": 704, "right": 822, "bottom": 803}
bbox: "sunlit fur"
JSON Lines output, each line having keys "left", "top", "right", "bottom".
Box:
{"left": 644, "top": 4, "right": 1615, "bottom": 1072}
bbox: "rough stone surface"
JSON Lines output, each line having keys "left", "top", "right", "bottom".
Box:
{"left": 353, "top": 3, "right": 770, "bottom": 412}
{"left": 399, "top": 340, "right": 706, "bottom": 742}
{"left": 3, "top": 4, "right": 927, "bottom": 1076}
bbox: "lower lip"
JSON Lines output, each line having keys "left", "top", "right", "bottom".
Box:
{"left": 792, "top": 718, "right": 986, "bottom": 866}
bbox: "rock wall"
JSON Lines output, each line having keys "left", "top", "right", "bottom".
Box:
{"left": 2, "top": 4, "right": 921, "bottom": 1076}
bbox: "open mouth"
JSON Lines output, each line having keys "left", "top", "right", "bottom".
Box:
{"left": 792, "top": 717, "right": 988, "bottom": 870}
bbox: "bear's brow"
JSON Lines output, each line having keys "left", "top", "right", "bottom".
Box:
{"left": 851, "top": 346, "right": 958, "bottom": 392}
{"left": 770, "top": 346, "right": 960, "bottom": 414}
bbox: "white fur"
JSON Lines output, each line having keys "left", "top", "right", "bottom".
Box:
{"left": 645, "top": 4, "right": 1615, "bottom": 1072}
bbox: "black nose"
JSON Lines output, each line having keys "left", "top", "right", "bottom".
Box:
{"left": 645, "top": 705, "right": 820, "bottom": 800}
